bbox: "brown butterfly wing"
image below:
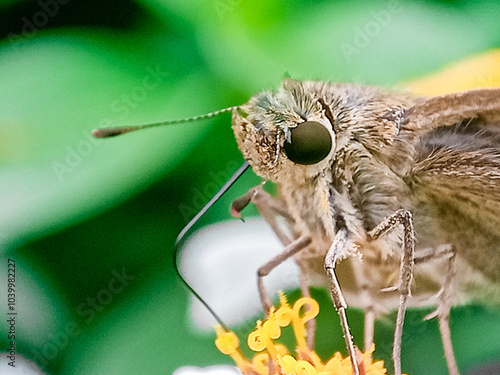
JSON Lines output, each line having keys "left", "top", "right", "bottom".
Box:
{"left": 404, "top": 88, "right": 500, "bottom": 285}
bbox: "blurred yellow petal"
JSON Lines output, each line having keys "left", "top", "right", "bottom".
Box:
{"left": 405, "top": 49, "right": 500, "bottom": 96}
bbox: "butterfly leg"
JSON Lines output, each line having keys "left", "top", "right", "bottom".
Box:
{"left": 350, "top": 258, "right": 377, "bottom": 351}
{"left": 297, "top": 262, "right": 317, "bottom": 349}
{"left": 324, "top": 227, "right": 361, "bottom": 375}
{"left": 367, "top": 209, "right": 415, "bottom": 375}
{"left": 256, "top": 236, "right": 312, "bottom": 315}
{"left": 418, "top": 245, "right": 459, "bottom": 375}
{"left": 363, "top": 292, "right": 376, "bottom": 351}
{"left": 232, "top": 186, "right": 316, "bottom": 347}
{"left": 231, "top": 185, "right": 294, "bottom": 245}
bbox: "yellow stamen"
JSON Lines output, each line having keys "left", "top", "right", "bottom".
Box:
{"left": 214, "top": 325, "right": 253, "bottom": 372}
{"left": 214, "top": 293, "right": 390, "bottom": 375}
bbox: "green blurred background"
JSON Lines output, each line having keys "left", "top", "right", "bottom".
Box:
{"left": 0, "top": 0, "right": 499, "bottom": 374}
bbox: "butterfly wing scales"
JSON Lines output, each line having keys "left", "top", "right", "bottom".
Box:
{"left": 404, "top": 89, "right": 500, "bottom": 284}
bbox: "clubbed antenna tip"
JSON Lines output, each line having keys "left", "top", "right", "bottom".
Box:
{"left": 91, "top": 105, "right": 239, "bottom": 139}
{"left": 92, "top": 126, "right": 140, "bottom": 138}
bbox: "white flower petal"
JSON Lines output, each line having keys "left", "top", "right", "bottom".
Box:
{"left": 180, "top": 218, "right": 300, "bottom": 330}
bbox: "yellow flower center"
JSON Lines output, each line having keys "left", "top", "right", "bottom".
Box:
{"left": 214, "top": 292, "right": 388, "bottom": 375}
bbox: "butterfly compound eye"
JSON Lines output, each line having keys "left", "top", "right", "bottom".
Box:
{"left": 283, "top": 121, "right": 332, "bottom": 165}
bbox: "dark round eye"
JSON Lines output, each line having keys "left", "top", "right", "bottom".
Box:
{"left": 283, "top": 121, "right": 332, "bottom": 165}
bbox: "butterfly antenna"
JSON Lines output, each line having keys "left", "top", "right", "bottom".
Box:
{"left": 93, "top": 105, "right": 246, "bottom": 330}
{"left": 173, "top": 161, "right": 250, "bottom": 332}
{"left": 92, "top": 106, "right": 239, "bottom": 138}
